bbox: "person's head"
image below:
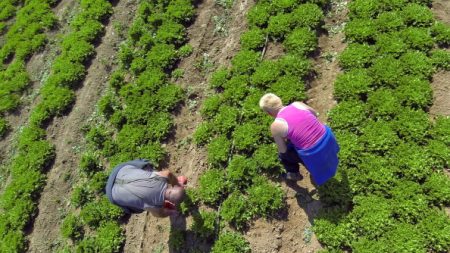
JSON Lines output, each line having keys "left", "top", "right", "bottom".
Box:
{"left": 259, "top": 93, "right": 283, "bottom": 117}
{"left": 164, "top": 185, "right": 186, "bottom": 205}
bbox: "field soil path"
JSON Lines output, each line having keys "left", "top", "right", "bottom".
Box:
{"left": 0, "top": 0, "right": 76, "bottom": 191}
{"left": 243, "top": 2, "right": 348, "bottom": 253}
{"left": 27, "top": 1, "right": 137, "bottom": 252}
{"left": 430, "top": 0, "right": 450, "bottom": 117}
{"left": 123, "top": 0, "right": 252, "bottom": 252}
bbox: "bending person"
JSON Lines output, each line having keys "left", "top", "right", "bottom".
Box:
{"left": 259, "top": 93, "right": 340, "bottom": 185}
{"left": 106, "top": 159, "right": 186, "bottom": 217}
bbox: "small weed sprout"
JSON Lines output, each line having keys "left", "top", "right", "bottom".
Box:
{"left": 194, "top": 53, "right": 214, "bottom": 73}
{"left": 213, "top": 15, "right": 229, "bottom": 36}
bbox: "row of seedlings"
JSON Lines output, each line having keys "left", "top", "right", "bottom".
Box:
{"left": 313, "top": 0, "right": 450, "bottom": 252}
{"left": 59, "top": 0, "right": 197, "bottom": 251}
{"left": 0, "top": 0, "right": 57, "bottom": 138}
{"left": 189, "top": 0, "right": 329, "bottom": 251}
{"left": 0, "top": 0, "right": 114, "bottom": 251}
{"left": 0, "top": 0, "right": 23, "bottom": 33}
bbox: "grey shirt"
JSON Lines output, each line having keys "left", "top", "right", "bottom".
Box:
{"left": 112, "top": 165, "right": 167, "bottom": 210}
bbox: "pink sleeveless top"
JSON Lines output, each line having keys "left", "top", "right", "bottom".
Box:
{"left": 276, "top": 104, "right": 326, "bottom": 149}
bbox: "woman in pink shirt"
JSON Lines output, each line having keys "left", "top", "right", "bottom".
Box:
{"left": 259, "top": 93, "right": 339, "bottom": 185}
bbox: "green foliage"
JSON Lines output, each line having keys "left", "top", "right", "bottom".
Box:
{"left": 418, "top": 209, "right": 450, "bottom": 252}
{"left": 250, "top": 60, "right": 281, "bottom": 88}
{"left": 61, "top": 214, "right": 84, "bottom": 240}
{"left": 393, "top": 108, "right": 430, "bottom": 143}
{"left": 79, "top": 151, "right": 102, "bottom": 175}
{"left": 222, "top": 75, "right": 251, "bottom": 105}
{"left": 292, "top": 3, "right": 324, "bottom": 28}
{"left": 383, "top": 223, "right": 426, "bottom": 253}
{"left": 344, "top": 18, "right": 377, "bottom": 42}
{"left": 198, "top": 169, "right": 228, "bottom": 205}
{"left": 388, "top": 142, "right": 432, "bottom": 181}
{"left": 399, "top": 51, "right": 433, "bottom": 79}
{"left": 367, "top": 88, "right": 401, "bottom": 119}
{"left": 348, "top": 0, "right": 380, "bottom": 19}
{"left": 211, "top": 231, "right": 251, "bottom": 253}
{"left": 375, "top": 32, "right": 406, "bottom": 57}
{"left": 369, "top": 56, "right": 404, "bottom": 87}
{"left": 200, "top": 95, "right": 223, "bottom": 119}
{"left": 252, "top": 144, "right": 282, "bottom": 174}
{"left": 401, "top": 27, "right": 434, "bottom": 51}
{"left": 220, "top": 192, "right": 252, "bottom": 229}
{"left": 278, "top": 54, "right": 311, "bottom": 78}
{"left": 191, "top": 210, "right": 217, "bottom": 239}
{"left": 178, "top": 44, "right": 193, "bottom": 57}
{"left": 349, "top": 195, "right": 394, "bottom": 239}
{"left": 230, "top": 50, "right": 260, "bottom": 75}
{"left": 207, "top": 135, "right": 231, "bottom": 166}
{"left": 425, "top": 139, "right": 450, "bottom": 170}
{"left": 210, "top": 68, "right": 229, "bottom": 89}
{"left": 247, "top": 176, "right": 284, "bottom": 217}
{"left": 247, "top": 4, "right": 270, "bottom": 28}
{"left": 165, "top": 0, "right": 195, "bottom": 23}
{"left": 193, "top": 122, "right": 213, "bottom": 146}
{"left": 146, "top": 43, "right": 178, "bottom": 70}
{"left": 232, "top": 123, "right": 264, "bottom": 152}
{"left": 360, "top": 120, "right": 399, "bottom": 153}
{"left": 348, "top": 154, "right": 396, "bottom": 196}
{"left": 267, "top": 13, "right": 295, "bottom": 39}
{"left": 430, "top": 116, "right": 450, "bottom": 145}
{"left": 212, "top": 105, "right": 239, "bottom": 134}
{"left": 71, "top": 184, "right": 94, "bottom": 208}
{"left": 401, "top": 3, "right": 433, "bottom": 27}
{"left": 423, "top": 172, "right": 450, "bottom": 206}
{"left": 430, "top": 49, "right": 450, "bottom": 70}
{"left": 226, "top": 155, "right": 257, "bottom": 189}
{"left": 339, "top": 43, "right": 376, "bottom": 70}
{"left": 334, "top": 69, "right": 372, "bottom": 101}
{"left": 375, "top": 11, "right": 405, "bottom": 33}
{"left": 95, "top": 222, "right": 124, "bottom": 253}
{"left": 334, "top": 130, "right": 365, "bottom": 168}
{"left": 328, "top": 100, "right": 367, "bottom": 131}
{"left": 314, "top": 208, "right": 353, "bottom": 249}
{"left": 395, "top": 76, "right": 432, "bottom": 109}
{"left": 431, "top": 21, "right": 450, "bottom": 46}
{"left": 269, "top": 75, "right": 307, "bottom": 103}
{"left": 155, "top": 21, "right": 186, "bottom": 46}
{"left": 80, "top": 197, "right": 123, "bottom": 228}
{"left": 241, "top": 28, "right": 266, "bottom": 50}
{"left": 0, "top": 118, "right": 9, "bottom": 138}
{"left": 283, "top": 27, "right": 317, "bottom": 55}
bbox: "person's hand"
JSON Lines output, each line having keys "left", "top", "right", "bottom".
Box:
{"left": 177, "top": 176, "right": 187, "bottom": 186}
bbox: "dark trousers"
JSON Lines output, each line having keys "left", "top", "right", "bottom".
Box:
{"left": 278, "top": 144, "right": 304, "bottom": 174}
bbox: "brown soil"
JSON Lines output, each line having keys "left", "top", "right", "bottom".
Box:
{"left": 430, "top": 0, "right": 450, "bottom": 117}
{"left": 26, "top": 1, "right": 137, "bottom": 252}
{"left": 123, "top": 0, "right": 252, "bottom": 252}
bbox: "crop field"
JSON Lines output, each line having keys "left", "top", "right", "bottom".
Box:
{"left": 0, "top": 0, "right": 449, "bottom": 252}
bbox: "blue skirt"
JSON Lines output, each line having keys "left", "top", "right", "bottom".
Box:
{"left": 296, "top": 126, "right": 340, "bottom": 186}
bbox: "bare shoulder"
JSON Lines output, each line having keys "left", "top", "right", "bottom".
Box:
{"left": 271, "top": 120, "right": 287, "bottom": 137}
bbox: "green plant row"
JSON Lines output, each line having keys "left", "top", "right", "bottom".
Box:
{"left": 58, "top": 0, "right": 198, "bottom": 251}
{"left": 187, "top": 0, "right": 328, "bottom": 249}
{"left": 0, "top": 0, "right": 58, "bottom": 138}
{"left": 0, "top": 0, "right": 114, "bottom": 251}
{"left": 0, "top": 0, "right": 22, "bottom": 34}
{"left": 313, "top": 0, "right": 450, "bottom": 252}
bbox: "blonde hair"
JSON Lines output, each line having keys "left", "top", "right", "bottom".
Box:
{"left": 259, "top": 93, "right": 283, "bottom": 113}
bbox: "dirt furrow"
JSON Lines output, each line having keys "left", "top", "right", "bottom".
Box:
{"left": 122, "top": 0, "right": 252, "bottom": 252}
{"left": 27, "top": 1, "right": 137, "bottom": 252}
{"left": 243, "top": 2, "right": 348, "bottom": 253}
{"left": 430, "top": 0, "right": 450, "bottom": 117}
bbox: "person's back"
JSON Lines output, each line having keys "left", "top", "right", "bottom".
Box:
{"left": 276, "top": 103, "right": 325, "bottom": 150}
{"left": 112, "top": 165, "right": 167, "bottom": 211}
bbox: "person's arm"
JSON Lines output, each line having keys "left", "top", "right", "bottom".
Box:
{"left": 156, "top": 170, "right": 180, "bottom": 186}
{"left": 293, "top": 101, "right": 318, "bottom": 117}
{"left": 271, "top": 121, "right": 288, "bottom": 153}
